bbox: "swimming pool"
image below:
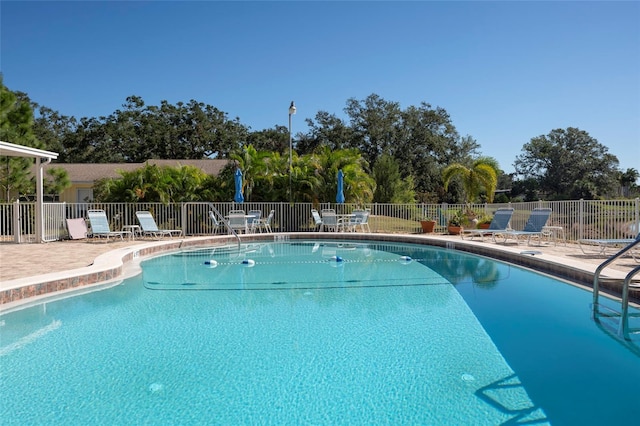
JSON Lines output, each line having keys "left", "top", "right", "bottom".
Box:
{"left": 1, "top": 240, "right": 638, "bottom": 424}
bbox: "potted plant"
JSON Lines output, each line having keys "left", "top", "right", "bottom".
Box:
{"left": 447, "top": 210, "right": 464, "bottom": 235}
{"left": 476, "top": 214, "right": 493, "bottom": 229}
{"left": 420, "top": 217, "right": 437, "bottom": 233}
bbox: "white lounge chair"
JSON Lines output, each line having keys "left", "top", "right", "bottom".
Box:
{"left": 87, "top": 209, "right": 129, "bottom": 241}
{"left": 578, "top": 235, "right": 639, "bottom": 261}
{"left": 463, "top": 208, "right": 514, "bottom": 241}
{"left": 136, "top": 211, "right": 182, "bottom": 238}
{"left": 66, "top": 218, "right": 88, "bottom": 240}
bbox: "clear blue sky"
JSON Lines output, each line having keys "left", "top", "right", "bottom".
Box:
{"left": 2, "top": 1, "right": 639, "bottom": 175}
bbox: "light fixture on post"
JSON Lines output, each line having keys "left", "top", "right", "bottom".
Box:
{"left": 288, "top": 101, "right": 296, "bottom": 203}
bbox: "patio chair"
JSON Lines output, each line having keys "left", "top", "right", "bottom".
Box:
{"left": 136, "top": 211, "right": 183, "bottom": 238}
{"left": 435, "top": 208, "right": 449, "bottom": 233}
{"left": 341, "top": 213, "right": 360, "bottom": 232}
{"left": 342, "top": 209, "right": 369, "bottom": 232}
{"left": 87, "top": 209, "right": 130, "bottom": 241}
{"left": 247, "top": 210, "right": 262, "bottom": 232}
{"left": 320, "top": 209, "right": 341, "bottom": 232}
{"left": 495, "top": 208, "right": 552, "bottom": 246}
{"left": 254, "top": 210, "right": 275, "bottom": 233}
{"left": 353, "top": 209, "right": 371, "bottom": 232}
{"left": 462, "top": 208, "right": 514, "bottom": 241}
{"left": 209, "top": 211, "right": 225, "bottom": 235}
{"left": 228, "top": 212, "right": 249, "bottom": 234}
{"left": 311, "top": 209, "right": 323, "bottom": 231}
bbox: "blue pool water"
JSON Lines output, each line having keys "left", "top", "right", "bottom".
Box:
{"left": 1, "top": 240, "right": 639, "bottom": 424}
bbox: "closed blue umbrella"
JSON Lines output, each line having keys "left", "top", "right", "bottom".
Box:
{"left": 336, "top": 169, "right": 345, "bottom": 204}
{"left": 234, "top": 169, "right": 244, "bottom": 203}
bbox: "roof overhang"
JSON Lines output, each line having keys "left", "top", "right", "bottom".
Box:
{"left": 0, "top": 140, "right": 58, "bottom": 160}
{"left": 1, "top": 141, "right": 59, "bottom": 243}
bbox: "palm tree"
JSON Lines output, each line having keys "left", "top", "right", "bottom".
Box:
{"left": 164, "top": 165, "right": 207, "bottom": 202}
{"left": 254, "top": 150, "right": 288, "bottom": 201}
{"left": 230, "top": 145, "right": 269, "bottom": 202}
{"left": 442, "top": 157, "right": 498, "bottom": 203}
{"left": 307, "top": 146, "right": 375, "bottom": 204}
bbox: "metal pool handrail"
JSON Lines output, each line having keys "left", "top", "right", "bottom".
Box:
{"left": 592, "top": 233, "right": 640, "bottom": 344}
{"left": 209, "top": 204, "right": 240, "bottom": 249}
{"left": 619, "top": 264, "right": 640, "bottom": 340}
{"left": 592, "top": 233, "right": 640, "bottom": 307}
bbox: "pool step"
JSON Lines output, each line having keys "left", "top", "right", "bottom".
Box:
{"left": 592, "top": 302, "right": 640, "bottom": 356}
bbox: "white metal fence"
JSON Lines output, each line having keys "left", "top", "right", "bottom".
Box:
{"left": 1, "top": 199, "right": 638, "bottom": 243}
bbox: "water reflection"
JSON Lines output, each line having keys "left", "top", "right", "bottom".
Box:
{"left": 383, "top": 244, "right": 507, "bottom": 289}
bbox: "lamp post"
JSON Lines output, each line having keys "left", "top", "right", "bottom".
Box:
{"left": 288, "top": 101, "right": 296, "bottom": 203}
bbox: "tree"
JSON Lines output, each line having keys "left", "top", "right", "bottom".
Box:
{"left": 394, "top": 104, "right": 467, "bottom": 196}
{"left": 245, "top": 126, "right": 290, "bottom": 154}
{"left": 442, "top": 157, "right": 499, "bottom": 204}
{"left": 93, "top": 164, "right": 216, "bottom": 203}
{"left": 514, "top": 128, "right": 619, "bottom": 200}
{"left": 38, "top": 95, "right": 250, "bottom": 164}
{"left": 107, "top": 97, "right": 250, "bottom": 162}
{"left": 300, "top": 94, "right": 471, "bottom": 201}
{"left": 372, "top": 154, "right": 415, "bottom": 203}
{"left": 44, "top": 167, "right": 71, "bottom": 199}
{"left": 511, "top": 177, "right": 541, "bottom": 202}
{"left": 251, "top": 150, "right": 289, "bottom": 202}
{"left": 304, "top": 146, "right": 375, "bottom": 205}
{"left": 297, "top": 111, "right": 355, "bottom": 154}
{"left": 0, "top": 79, "right": 59, "bottom": 201}
{"left": 343, "top": 94, "right": 403, "bottom": 168}
{"left": 230, "top": 145, "right": 270, "bottom": 202}
{"left": 618, "top": 168, "right": 639, "bottom": 198}
{"left": 30, "top": 101, "right": 79, "bottom": 162}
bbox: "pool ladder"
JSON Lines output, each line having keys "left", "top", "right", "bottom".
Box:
{"left": 209, "top": 204, "right": 241, "bottom": 249}
{"left": 592, "top": 234, "right": 640, "bottom": 345}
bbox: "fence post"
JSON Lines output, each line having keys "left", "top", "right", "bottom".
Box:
{"left": 635, "top": 198, "right": 639, "bottom": 237}
{"left": 181, "top": 203, "right": 187, "bottom": 236}
{"left": 578, "top": 198, "right": 584, "bottom": 240}
{"left": 12, "top": 200, "right": 21, "bottom": 243}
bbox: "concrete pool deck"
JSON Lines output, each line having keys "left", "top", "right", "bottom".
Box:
{"left": 1, "top": 232, "right": 638, "bottom": 310}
